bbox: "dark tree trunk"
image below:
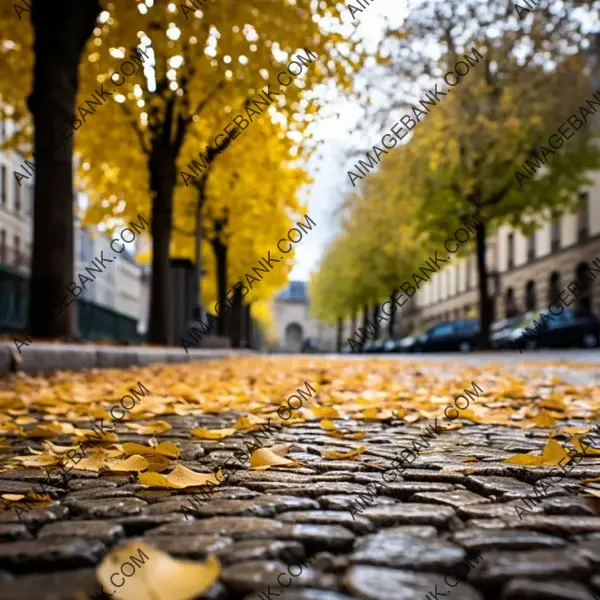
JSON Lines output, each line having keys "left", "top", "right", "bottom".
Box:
{"left": 351, "top": 312, "right": 357, "bottom": 334}
{"left": 193, "top": 184, "right": 205, "bottom": 323}
{"left": 336, "top": 316, "right": 342, "bottom": 352}
{"left": 475, "top": 217, "right": 491, "bottom": 349}
{"left": 210, "top": 237, "right": 228, "bottom": 336}
{"left": 362, "top": 305, "right": 369, "bottom": 329}
{"left": 229, "top": 286, "right": 242, "bottom": 348}
{"left": 244, "top": 304, "right": 252, "bottom": 348}
{"left": 388, "top": 289, "right": 397, "bottom": 336}
{"left": 373, "top": 304, "right": 380, "bottom": 337}
{"left": 148, "top": 148, "right": 176, "bottom": 345}
{"left": 28, "top": 0, "right": 100, "bottom": 338}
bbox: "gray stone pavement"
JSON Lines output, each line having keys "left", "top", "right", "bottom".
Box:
{"left": 0, "top": 357, "right": 599, "bottom": 600}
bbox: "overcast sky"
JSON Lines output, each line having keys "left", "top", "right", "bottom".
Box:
{"left": 289, "top": 0, "right": 408, "bottom": 281}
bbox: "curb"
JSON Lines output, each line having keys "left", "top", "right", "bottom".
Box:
{"left": 0, "top": 343, "right": 255, "bottom": 375}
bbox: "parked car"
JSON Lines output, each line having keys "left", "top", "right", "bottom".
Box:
{"left": 363, "top": 338, "right": 386, "bottom": 353}
{"left": 382, "top": 336, "right": 404, "bottom": 353}
{"left": 413, "top": 318, "right": 480, "bottom": 352}
{"left": 507, "top": 307, "right": 600, "bottom": 350}
{"left": 490, "top": 315, "right": 523, "bottom": 349}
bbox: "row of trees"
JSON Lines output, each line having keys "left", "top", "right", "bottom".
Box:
{"left": 311, "top": 0, "right": 600, "bottom": 348}
{"left": 0, "top": 0, "right": 366, "bottom": 344}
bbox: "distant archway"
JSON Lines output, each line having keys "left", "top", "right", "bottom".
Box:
{"left": 548, "top": 271, "right": 560, "bottom": 305}
{"left": 284, "top": 322, "right": 304, "bottom": 352}
{"left": 505, "top": 287, "right": 517, "bottom": 318}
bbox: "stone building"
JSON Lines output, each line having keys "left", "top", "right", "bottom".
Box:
{"left": 271, "top": 280, "right": 337, "bottom": 351}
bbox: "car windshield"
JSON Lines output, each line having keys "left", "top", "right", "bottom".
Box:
{"left": 491, "top": 316, "right": 520, "bottom": 332}
{"left": 517, "top": 310, "right": 550, "bottom": 328}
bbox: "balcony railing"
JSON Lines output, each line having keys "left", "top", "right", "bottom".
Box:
{"left": 0, "top": 246, "right": 30, "bottom": 272}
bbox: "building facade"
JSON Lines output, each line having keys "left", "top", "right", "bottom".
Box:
{"left": 271, "top": 281, "right": 338, "bottom": 351}
{"left": 360, "top": 188, "right": 599, "bottom": 337}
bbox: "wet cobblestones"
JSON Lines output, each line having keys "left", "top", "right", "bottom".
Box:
{"left": 0, "top": 359, "right": 599, "bottom": 599}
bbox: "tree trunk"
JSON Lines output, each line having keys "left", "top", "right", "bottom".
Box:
{"left": 229, "top": 286, "right": 242, "bottom": 348}
{"left": 210, "top": 238, "right": 228, "bottom": 336}
{"left": 388, "top": 289, "right": 397, "bottom": 337}
{"left": 244, "top": 303, "right": 252, "bottom": 348}
{"left": 28, "top": 0, "right": 100, "bottom": 338}
{"left": 193, "top": 186, "right": 205, "bottom": 323}
{"left": 475, "top": 217, "right": 491, "bottom": 350}
{"left": 351, "top": 312, "right": 357, "bottom": 335}
{"left": 373, "top": 304, "right": 380, "bottom": 337}
{"left": 362, "top": 305, "right": 369, "bottom": 329}
{"left": 148, "top": 149, "right": 176, "bottom": 345}
{"left": 336, "top": 316, "right": 342, "bottom": 352}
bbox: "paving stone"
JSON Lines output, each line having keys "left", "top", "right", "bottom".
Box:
{"left": 501, "top": 578, "right": 597, "bottom": 600}
{"left": 410, "top": 490, "right": 490, "bottom": 508}
{"left": 452, "top": 529, "right": 568, "bottom": 552}
{"left": 541, "top": 495, "right": 597, "bottom": 516}
{"left": 367, "top": 481, "right": 457, "bottom": 500}
{"left": 285, "top": 524, "right": 356, "bottom": 551}
{"left": 65, "top": 497, "right": 147, "bottom": 519}
{"left": 0, "top": 539, "right": 106, "bottom": 574}
{"left": 362, "top": 503, "right": 456, "bottom": 527}
{"left": 193, "top": 495, "right": 320, "bottom": 519}
{"left": 37, "top": 521, "right": 124, "bottom": 545}
{"left": 0, "top": 568, "right": 99, "bottom": 600}
{"left": 376, "top": 525, "right": 438, "bottom": 538}
{"left": 0, "top": 524, "right": 33, "bottom": 542}
{"left": 342, "top": 565, "right": 483, "bottom": 600}
{"left": 470, "top": 548, "right": 591, "bottom": 584}
{"left": 142, "top": 534, "right": 234, "bottom": 558}
{"left": 266, "top": 483, "right": 370, "bottom": 498}
{"left": 241, "top": 591, "right": 358, "bottom": 600}
{"left": 0, "top": 480, "right": 62, "bottom": 499}
{"left": 63, "top": 487, "right": 135, "bottom": 501}
{"left": 218, "top": 539, "right": 305, "bottom": 564}
{"left": 148, "top": 516, "right": 291, "bottom": 539}
{"left": 577, "top": 539, "right": 600, "bottom": 567}
{"left": 350, "top": 530, "right": 465, "bottom": 570}
{"left": 466, "top": 475, "right": 536, "bottom": 496}
{"left": 221, "top": 559, "right": 337, "bottom": 594}
{"left": 277, "top": 510, "right": 374, "bottom": 535}
{"left": 508, "top": 516, "right": 600, "bottom": 534}
{"left": 317, "top": 495, "right": 396, "bottom": 510}
{"left": 0, "top": 506, "right": 60, "bottom": 527}
{"left": 115, "top": 513, "right": 188, "bottom": 535}
{"left": 458, "top": 502, "right": 544, "bottom": 520}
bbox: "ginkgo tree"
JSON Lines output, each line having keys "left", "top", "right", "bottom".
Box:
{"left": 0, "top": 0, "right": 367, "bottom": 344}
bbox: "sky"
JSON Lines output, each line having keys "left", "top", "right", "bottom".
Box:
{"left": 288, "top": 0, "right": 408, "bottom": 281}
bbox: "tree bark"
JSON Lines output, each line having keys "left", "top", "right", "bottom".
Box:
{"left": 336, "top": 316, "right": 342, "bottom": 352}
{"left": 244, "top": 303, "right": 252, "bottom": 348}
{"left": 193, "top": 185, "right": 205, "bottom": 323}
{"left": 475, "top": 216, "right": 491, "bottom": 349}
{"left": 229, "top": 286, "right": 242, "bottom": 348}
{"left": 388, "top": 289, "right": 398, "bottom": 337}
{"left": 210, "top": 236, "right": 228, "bottom": 336}
{"left": 148, "top": 148, "right": 176, "bottom": 345}
{"left": 351, "top": 311, "right": 357, "bottom": 335}
{"left": 28, "top": 0, "right": 100, "bottom": 338}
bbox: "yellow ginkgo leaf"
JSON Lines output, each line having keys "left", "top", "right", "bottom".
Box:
{"left": 74, "top": 429, "right": 119, "bottom": 444}
{"left": 319, "top": 445, "right": 366, "bottom": 460}
{"left": 190, "top": 427, "right": 236, "bottom": 440}
{"left": 76, "top": 452, "right": 110, "bottom": 472}
{"left": 234, "top": 415, "right": 257, "bottom": 430}
{"left": 22, "top": 423, "right": 65, "bottom": 438}
{"left": 533, "top": 411, "right": 557, "bottom": 428}
{"left": 11, "top": 454, "right": 60, "bottom": 468}
{"left": 1, "top": 494, "right": 26, "bottom": 502}
{"left": 122, "top": 442, "right": 179, "bottom": 459}
{"left": 43, "top": 441, "right": 82, "bottom": 456}
{"left": 573, "top": 438, "right": 600, "bottom": 456}
{"left": 319, "top": 419, "right": 337, "bottom": 430}
{"left": 138, "top": 464, "right": 222, "bottom": 489}
{"left": 96, "top": 540, "right": 220, "bottom": 600}
{"left": 145, "top": 454, "right": 172, "bottom": 472}
{"left": 250, "top": 447, "right": 298, "bottom": 470}
{"left": 125, "top": 421, "right": 172, "bottom": 435}
{"left": 585, "top": 488, "right": 600, "bottom": 498}
{"left": 106, "top": 455, "right": 149, "bottom": 472}
{"left": 361, "top": 409, "right": 380, "bottom": 420}
{"left": 504, "top": 437, "right": 570, "bottom": 467}
{"left": 310, "top": 406, "right": 340, "bottom": 419}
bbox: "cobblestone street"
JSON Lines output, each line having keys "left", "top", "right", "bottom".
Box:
{"left": 0, "top": 356, "right": 599, "bottom": 600}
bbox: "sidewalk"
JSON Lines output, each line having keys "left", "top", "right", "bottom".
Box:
{"left": 0, "top": 341, "right": 255, "bottom": 375}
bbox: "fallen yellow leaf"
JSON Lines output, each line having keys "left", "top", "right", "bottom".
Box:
{"left": 504, "top": 437, "right": 570, "bottom": 467}
{"left": 533, "top": 410, "right": 556, "bottom": 428}
{"left": 190, "top": 427, "right": 236, "bottom": 440}
{"left": 125, "top": 421, "right": 172, "bottom": 435}
{"left": 96, "top": 540, "right": 220, "bottom": 600}
{"left": 319, "top": 446, "right": 366, "bottom": 460}
{"left": 250, "top": 447, "right": 298, "bottom": 470}
{"left": 138, "top": 464, "right": 222, "bottom": 489}
{"left": 122, "top": 442, "right": 179, "bottom": 459}
{"left": 106, "top": 455, "right": 149, "bottom": 472}
{"left": 573, "top": 438, "right": 600, "bottom": 456}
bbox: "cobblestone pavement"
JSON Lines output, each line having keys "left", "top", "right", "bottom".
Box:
{"left": 0, "top": 357, "right": 599, "bottom": 600}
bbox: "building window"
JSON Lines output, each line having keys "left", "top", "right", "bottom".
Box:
{"left": 578, "top": 192, "right": 589, "bottom": 242}
{"left": 527, "top": 231, "right": 535, "bottom": 262}
{"left": 551, "top": 217, "right": 561, "bottom": 252}
{"left": 0, "top": 165, "right": 6, "bottom": 206}
{"left": 548, "top": 271, "right": 560, "bottom": 305}
{"left": 14, "top": 176, "right": 21, "bottom": 213}
{"left": 525, "top": 279, "right": 536, "bottom": 311}
{"left": 507, "top": 232, "right": 514, "bottom": 269}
